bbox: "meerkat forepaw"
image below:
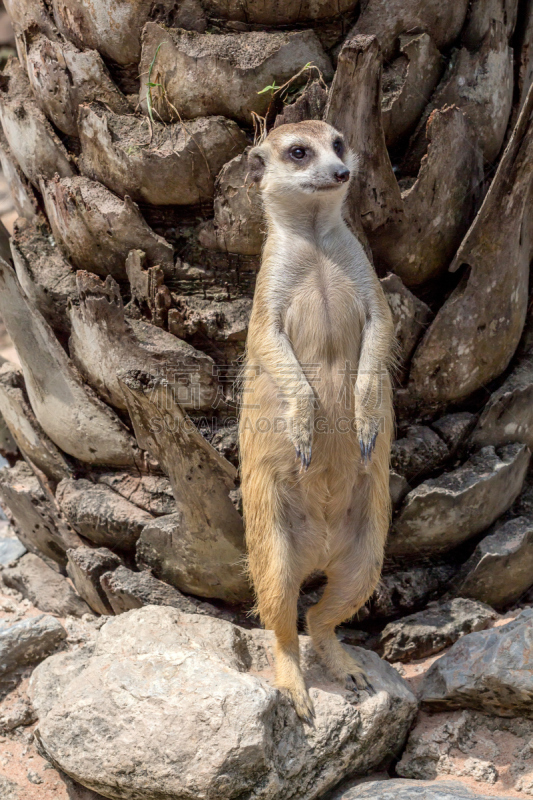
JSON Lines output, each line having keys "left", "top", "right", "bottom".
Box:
{"left": 279, "top": 684, "right": 315, "bottom": 724}
{"left": 288, "top": 403, "right": 314, "bottom": 471}
{"left": 356, "top": 414, "right": 380, "bottom": 464}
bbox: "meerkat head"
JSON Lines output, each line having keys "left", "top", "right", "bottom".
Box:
{"left": 248, "top": 120, "right": 356, "bottom": 203}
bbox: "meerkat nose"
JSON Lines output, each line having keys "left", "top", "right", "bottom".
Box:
{"left": 334, "top": 168, "right": 350, "bottom": 183}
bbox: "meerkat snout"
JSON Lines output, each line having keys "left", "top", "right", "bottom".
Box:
{"left": 248, "top": 120, "right": 357, "bottom": 197}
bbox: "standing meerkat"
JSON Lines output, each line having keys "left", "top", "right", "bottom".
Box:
{"left": 238, "top": 120, "right": 394, "bottom": 722}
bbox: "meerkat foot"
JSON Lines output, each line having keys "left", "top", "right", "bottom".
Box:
{"left": 278, "top": 680, "right": 315, "bottom": 723}
{"left": 288, "top": 403, "right": 314, "bottom": 471}
{"left": 312, "top": 633, "right": 373, "bottom": 695}
{"left": 355, "top": 413, "right": 380, "bottom": 464}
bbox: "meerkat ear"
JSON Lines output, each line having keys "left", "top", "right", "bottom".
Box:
{"left": 247, "top": 146, "right": 267, "bottom": 183}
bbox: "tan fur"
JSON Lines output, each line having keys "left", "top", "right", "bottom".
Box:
{"left": 238, "top": 120, "right": 394, "bottom": 721}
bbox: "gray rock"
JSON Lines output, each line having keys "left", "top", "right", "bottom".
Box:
{"left": 30, "top": 606, "right": 417, "bottom": 800}
{"left": 453, "top": 517, "right": 533, "bottom": 608}
{"left": 138, "top": 24, "right": 333, "bottom": 124}
{"left": 60, "top": 773, "right": 111, "bottom": 800}
{"left": 66, "top": 547, "right": 122, "bottom": 616}
{"left": 389, "top": 471, "right": 409, "bottom": 509}
{"left": 97, "top": 473, "right": 176, "bottom": 517}
{"left": 0, "top": 133, "right": 39, "bottom": 221}
{"left": 391, "top": 425, "right": 449, "bottom": 483}
{"left": 381, "top": 274, "right": 432, "bottom": 371}
{"left": 0, "top": 614, "right": 66, "bottom": 675}
{"left": 79, "top": 104, "right": 247, "bottom": 206}
{"left": 56, "top": 479, "right": 153, "bottom": 552}
{"left": 0, "top": 692, "right": 36, "bottom": 731}
{"left": 2, "top": 553, "right": 91, "bottom": 618}
{"left": 432, "top": 413, "right": 476, "bottom": 453}
{"left": 201, "top": 0, "right": 358, "bottom": 24}
{"left": 421, "top": 607, "right": 533, "bottom": 717}
{"left": 377, "top": 599, "right": 497, "bottom": 663}
{"left": 336, "top": 778, "right": 516, "bottom": 799}
{"left": 0, "top": 531, "right": 26, "bottom": 566}
{"left": 198, "top": 148, "right": 265, "bottom": 256}
{"left": 397, "top": 709, "right": 533, "bottom": 792}
{"left": 0, "top": 776, "right": 20, "bottom": 800}
{"left": 388, "top": 444, "right": 531, "bottom": 557}
{"left": 100, "top": 565, "right": 219, "bottom": 616}
{"left": 372, "top": 566, "right": 456, "bottom": 619}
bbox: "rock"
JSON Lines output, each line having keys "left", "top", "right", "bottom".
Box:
{"left": 61, "top": 773, "right": 110, "bottom": 800}
{"left": 324, "top": 34, "right": 403, "bottom": 242}
{"left": 0, "top": 362, "right": 73, "bottom": 483}
{"left": 168, "top": 295, "right": 252, "bottom": 363}
{"left": 4, "top": 0, "right": 57, "bottom": 43}
{"left": 66, "top": 547, "right": 122, "bottom": 616}
{"left": 453, "top": 517, "right": 533, "bottom": 608}
{"left": 381, "top": 274, "right": 432, "bottom": 371}
{"left": 407, "top": 79, "right": 533, "bottom": 410}
{"left": 10, "top": 217, "right": 77, "bottom": 337}
{"left": 120, "top": 372, "right": 248, "bottom": 602}
{"left": 377, "top": 599, "right": 497, "bottom": 663}
{"left": 371, "top": 565, "right": 456, "bottom": 619}
{"left": 209, "top": 420, "right": 239, "bottom": 467}
{"left": 273, "top": 79, "right": 328, "bottom": 128}
{"left": 421, "top": 607, "right": 533, "bottom": 717}
{"left": 97, "top": 472, "right": 176, "bottom": 517}
{"left": 0, "top": 777, "right": 21, "bottom": 800}
{"left": 68, "top": 271, "right": 217, "bottom": 413}
{"left": 201, "top": 0, "right": 358, "bottom": 24}
{"left": 49, "top": 0, "right": 205, "bottom": 65}
{"left": 389, "top": 471, "right": 409, "bottom": 508}
{"left": 337, "top": 778, "right": 517, "bottom": 799}
{"left": 397, "top": 708, "right": 533, "bottom": 794}
{"left": 374, "top": 106, "right": 484, "bottom": 288}
{"left": 0, "top": 531, "right": 26, "bottom": 566}
{"left": 431, "top": 413, "right": 476, "bottom": 453}
{"left": 40, "top": 175, "right": 174, "bottom": 280}
{"left": 56, "top": 479, "right": 153, "bottom": 552}
{"left": 382, "top": 33, "right": 443, "bottom": 147}
{"left": 25, "top": 32, "right": 131, "bottom": 137}
{"left": 0, "top": 614, "right": 66, "bottom": 675}
{"left": 0, "top": 257, "right": 141, "bottom": 467}
{"left": 2, "top": 553, "right": 90, "bottom": 618}
{"left": 0, "top": 58, "right": 74, "bottom": 189}
{"left": 389, "top": 444, "right": 530, "bottom": 557}
{"left": 126, "top": 249, "right": 174, "bottom": 327}
{"left": 30, "top": 605, "right": 417, "bottom": 800}
{"left": 0, "top": 692, "right": 37, "bottom": 732}
{"left": 406, "top": 25, "right": 513, "bottom": 170}
{"left": 391, "top": 425, "right": 449, "bottom": 483}
{"left": 79, "top": 104, "right": 247, "bottom": 206}
{"left": 0, "top": 461, "right": 84, "bottom": 566}
{"left": 138, "top": 24, "right": 333, "bottom": 124}
{"left": 351, "top": 0, "right": 469, "bottom": 60}
{"left": 198, "top": 148, "right": 265, "bottom": 256}
{"left": 100, "top": 565, "right": 220, "bottom": 616}
{"left": 462, "top": 0, "right": 519, "bottom": 49}
{"left": 471, "top": 349, "right": 533, "bottom": 450}
{"left": 0, "top": 133, "right": 38, "bottom": 220}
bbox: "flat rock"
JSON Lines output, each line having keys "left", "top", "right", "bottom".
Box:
{"left": 381, "top": 274, "right": 432, "bottom": 372}
{"left": 0, "top": 461, "right": 84, "bottom": 566}
{"left": 2, "top": 553, "right": 90, "bottom": 618}
{"left": 26, "top": 32, "right": 130, "bottom": 137}
{"left": 30, "top": 605, "right": 418, "bottom": 800}
{"left": 0, "top": 58, "right": 74, "bottom": 189}
{"left": 56, "top": 479, "right": 153, "bottom": 552}
{"left": 391, "top": 425, "right": 449, "bottom": 483}
{"left": 0, "top": 532, "right": 26, "bottom": 566}
{"left": 421, "top": 607, "right": 533, "bottom": 717}
{"left": 0, "top": 362, "right": 73, "bottom": 483}
{"left": 100, "top": 564, "right": 220, "bottom": 616}
{"left": 397, "top": 709, "right": 533, "bottom": 794}
{"left": 200, "top": 0, "right": 358, "bottom": 24}
{"left": 377, "top": 599, "right": 497, "bottom": 663}
{"left": 97, "top": 472, "right": 176, "bottom": 517}
{"left": 79, "top": 104, "right": 247, "bottom": 205}
{"left": 337, "top": 778, "right": 517, "bottom": 799}
{"left": 138, "top": 24, "right": 332, "bottom": 124}
{"left": 40, "top": 175, "right": 174, "bottom": 280}
{"left": 67, "top": 547, "right": 122, "bottom": 616}
{"left": 0, "top": 257, "right": 141, "bottom": 467}
{"left": 382, "top": 33, "right": 443, "bottom": 147}
{"left": 69, "top": 271, "right": 217, "bottom": 413}
{"left": 453, "top": 516, "right": 533, "bottom": 608}
{"left": 198, "top": 148, "right": 265, "bottom": 256}
{"left": 11, "top": 217, "right": 77, "bottom": 337}
{"left": 0, "top": 614, "right": 65, "bottom": 676}
{"left": 431, "top": 413, "right": 476, "bottom": 453}
{"left": 408, "top": 76, "right": 533, "bottom": 409}
{"left": 388, "top": 444, "right": 531, "bottom": 557}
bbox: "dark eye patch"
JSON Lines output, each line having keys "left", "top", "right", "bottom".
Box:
{"left": 289, "top": 145, "right": 307, "bottom": 160}
{"left": 333, "top": 139, "right": 344, "bottom": 157}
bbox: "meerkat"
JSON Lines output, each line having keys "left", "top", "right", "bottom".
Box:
{"left": 238, "top": 119, "right": 394, "bottom": 722}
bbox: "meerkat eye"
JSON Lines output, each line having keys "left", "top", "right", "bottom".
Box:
{"left": 289, "top": 146, "right": 307, "bottom": 160}
{"left": 333, "top": 139, "right": 344, "bottom": 157}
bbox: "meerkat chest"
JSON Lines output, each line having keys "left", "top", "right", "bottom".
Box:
{"left": 283, "top": 249, "right": 365, "bottom": 365}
